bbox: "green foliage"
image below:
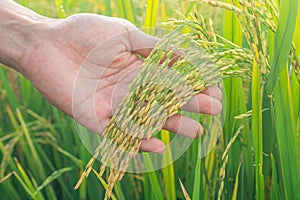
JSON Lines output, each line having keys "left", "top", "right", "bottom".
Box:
{"left": 1, "top": 0, "right": 299, "bottom": 199}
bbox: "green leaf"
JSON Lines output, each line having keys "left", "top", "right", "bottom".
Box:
{"left": 192, "top": 129, "right": 202, "bottom": 200}
{"left": 272, "top": 66, "right": 300, "bottom": 199}
{"left": 161, "top": 130, "right": 176, "bottom": 200}
{"left": 144, "top": 0, "right": 160, "bottom": 34}
{"left": 267, "top": 0, "right": 299, "bottom": 93}
{"left": 33, "top": 167, "right": 73, "bottom": 196}
{"left": 251, "top": 60, "right": 264, "bottom": 200}
{"left": 270, "top": 154, "right": 281, "bottom": 200}
{"left": 143, "top": 154, "right": 164, "bottom": 200}
{"left": 231, "top": 163, "right": 242, "bottom": 200}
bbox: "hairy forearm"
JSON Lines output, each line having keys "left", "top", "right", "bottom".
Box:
{"left": 0, "top": 0, "right": 48, "bottom": 72}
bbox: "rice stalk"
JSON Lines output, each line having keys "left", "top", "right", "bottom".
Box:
{"left": 221, "top": 126, "right": 244, "bottom": 161}
{"left": 161, "top": 130, "right": 176, "bottom": 200}
{"left": 0, "top": 134, "right": 22, "bottom": 178}
{"left": 217, "top": 155, "right": 228, "bottom": 200}
{"left": 217, "top": 126, "right": 243, "bottom": 200}
{"left": 0, "top": 171, "right": 38, "bottom": 199}
{"left": 252, "top": 58, "right": 265, "bottom": 200}
{"left": 163, "top": 14, "right": 253, "bottom": 77}
{"left": 192, "top": 125, "right": 202, "bottom": 200}
{"left": 14, "top": 158, "right": 44, "bottom": 200}
{"left": 32, "top": 167, "right": 73, "bottom": 196}
{"left": 191, "top": 0, "right": 276, "bottom": 31}
{"left": 222, "top": 2, "right": 254, "bottom": 198}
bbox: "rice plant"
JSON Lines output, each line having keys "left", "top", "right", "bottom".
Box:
{"left": 0, "top": 0, "right": 299, "bottom": 200}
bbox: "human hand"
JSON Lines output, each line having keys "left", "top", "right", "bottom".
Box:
{"left": 9, "top": 13, "right": 222, "bottom": 153}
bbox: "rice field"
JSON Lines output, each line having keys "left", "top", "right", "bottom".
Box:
{"left": 0, "top": 0, "right": 299, "bottom": 200}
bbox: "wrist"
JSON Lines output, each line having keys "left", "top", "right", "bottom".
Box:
{"left": 0, "top": 1, "right": 53, "bottom": 73}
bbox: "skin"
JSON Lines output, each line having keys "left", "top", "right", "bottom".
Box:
{"left": 0, "top": 0, "right": 222, "bottom": 153}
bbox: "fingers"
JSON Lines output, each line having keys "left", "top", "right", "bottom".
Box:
{"left": 140, "top": 137, "right": 165, "bottom": 154}
{"left": 163, "top": 114, "right": 203, "bottom": 138}
{"left": 97, "top": 114, "right": 203, "bottom": 154}
{"left": 202, "top": 86, "right": 222, "bottom": 101}
{"left": 140, "top": 113, "right": 204, "bottom": 153}
{"left": 182, "top": 86, "right": 222, "bottom": 115}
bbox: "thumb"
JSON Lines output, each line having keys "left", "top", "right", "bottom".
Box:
{"left": 127, "top": 28, "right": 159, "bottom": 58}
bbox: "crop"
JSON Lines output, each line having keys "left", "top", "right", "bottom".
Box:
{"left": 0, "top": 0, "right": 299, "bottom": 200}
